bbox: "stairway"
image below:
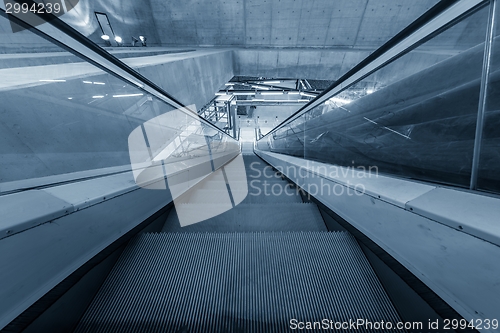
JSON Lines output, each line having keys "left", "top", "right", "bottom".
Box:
{"left": 75, "top": 232, "right": 404, "bottom": 333}
{"left": 74, "top": 153, "right": 405, "bottom": 332}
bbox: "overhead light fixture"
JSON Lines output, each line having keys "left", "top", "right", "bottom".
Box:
{"left": 366, "top": 89, "right": 374, "bottom": 94}
{"left": 101, "top": 34, "right": 110, "bottom": 41}
{"left": 246, "top": 99, "right": 310, "bottom": 103}
{"left": 92, "top": 95, "right": 105, "bottom": 99}
{"left": 114, "top": 36, "right": 123, "bottom": 43}
{"left": 93, "top": 82, "right": 106, "bottom": 85}
{"left": 299, "top": 92, "right": 317, "bottom": 98}
{"left": 262, "top": 81, "right": 280, "bottom": 84}
{"left": 83, "top": 81, "right": 93, "bottom": 84}
{"left": 225, "top": 83, "right": 235, "bottom": 86}
{"left": 251, "top": 85, "right": 270, "bottom": 90}
{"left": 39, "top": 79, "right": 66, "bottom": 82}
{"left": 139, "top": 36, "right": 147, "bottom": 46}
{"left": 113, "top": 93, "right": 144, "bottom": 98}
{"left": 328, "top": 97, "right": 352, "bottom": 105}
{"left": 261, "top": 91, "right": 284, "bottom": 95}
{"left": 68, "top": 97, "right": 73, "bottom": 100}
{"left": 233, "top": 92, "right": 256, "bottom": 96}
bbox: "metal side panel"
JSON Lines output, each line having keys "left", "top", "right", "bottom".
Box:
{"left": 0, "top": 187, "right": 172, "bottom": 330}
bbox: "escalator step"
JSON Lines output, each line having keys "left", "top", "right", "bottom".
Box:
{"left": 75, "top": 232, "right": 404, "bottom": 333}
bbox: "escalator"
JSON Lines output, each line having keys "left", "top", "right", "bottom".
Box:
{"left": 2, "top": 2, "right": 495, "bottom": 332}
{"left": 73, "top": 153, "right": 406, "bottom": 333}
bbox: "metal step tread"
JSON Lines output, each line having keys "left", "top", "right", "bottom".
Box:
{"left": 76, "top": 232, "right": 404, "bottom": 333}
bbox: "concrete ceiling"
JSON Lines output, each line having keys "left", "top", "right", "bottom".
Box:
{"left": 148, "top": 0, "right": 439, "bottom": 49}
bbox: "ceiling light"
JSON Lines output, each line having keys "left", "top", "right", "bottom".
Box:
{"left": 261, "top": 91, "right": 284, "bottom": 95}
{"left": 251, "top": 85, "right": 270, "bottom": 90}
{"left": 367, "top": 89, "right": 374, "bottom": 94}
{"left": 300, "top": 92, "right": 317, "bottom": 98}
{"left": 92, "top": 95, "right": 105, "bottom": 99}
{"left": 262, "top": 81, "right": 280, "bottom": 84}
{"left": 114, "top": 36, "right": 123, "bottom": 43}
{"left": 328, "top": 97, "right": 352, "bottom": 105}
{"left": 112, "top": 93, "right": 144, "bottom": 98}
{"left": 101, "top": 34, "right": 110, "bottom": 41}
{"left": 83, "top": 81, "right": 92, "bottom": 84}
{"left": 233, "top": 92, "right": 256, "bottom": 96}
{"left": 39, "top": 79, "right": 66, "bottom": 82}
{"left": 93, "top": 82, "right": 106, "bottom": 85}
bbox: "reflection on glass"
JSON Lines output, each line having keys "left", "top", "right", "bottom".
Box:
{"left": 478, "top": 2, "right": 500, "bottom": 193}
{"left": 259, "top": 5, "right": 490, "bottom": 189}
{"left": 128, "top": 105, "right": 243, "bottom": 226}
{"left": 0, "top": 13, "right": 236, "bottom": 188}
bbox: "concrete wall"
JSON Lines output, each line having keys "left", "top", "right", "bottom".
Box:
{"left": 148, "top": 0, "right": 438, "bottom": 49}
{"left": 232, "top": 45, "right": 459, "bottom": 81}
{"left": 130, "top": 50, "right": 234, "bottom": 109}
{"left": 0, "top": 13, "right": 60, "bottom": 54}
{"left": 233, "top": 48, "right": 371, "bottom": 80}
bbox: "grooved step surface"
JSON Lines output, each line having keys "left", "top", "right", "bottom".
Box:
{"left": 75, "top": 232, "right": 404, "bottom": 333}
{"left": 162, "top": 203, "right": 327, "bottom": 232}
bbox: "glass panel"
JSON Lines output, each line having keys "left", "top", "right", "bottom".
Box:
{"left": 478, "top": 2, "right": 500, "bottom": 193}
{"left": 0, "top": 13, "right": 236, "bottom": 187}
{"left": 260, "top": 5, "right": 490, "bottom": 188}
